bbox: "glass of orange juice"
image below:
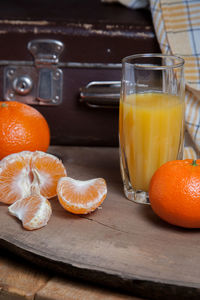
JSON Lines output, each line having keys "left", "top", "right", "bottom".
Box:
{"left": 119, "top": 54, "right": 185, "bottom": 204}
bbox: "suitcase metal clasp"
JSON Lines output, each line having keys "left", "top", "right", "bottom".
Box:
{"left": 4, "top": 39, "right": 64, "bottom": 105}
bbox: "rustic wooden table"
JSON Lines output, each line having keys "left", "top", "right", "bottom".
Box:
{"left": 0, "top": 248, "right": 143, "bottom": 300}
{"left": 0, "top": 140, "right": 199, "bottom": 300}
{"left": 0, "top": 146, "right": 145, "bottom": 300}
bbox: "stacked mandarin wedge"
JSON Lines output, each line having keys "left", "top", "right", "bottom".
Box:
{"left": 0, "top": 151, "right": 67, "bottom": 204}
{"left": 0, "top": 151, "right": 67, "bottom": 230}
{"left": 0, "top": 150, "right": 107, "bottom": 230}
{"left": 9, "top": 187, "right": 52, "bottom": 231}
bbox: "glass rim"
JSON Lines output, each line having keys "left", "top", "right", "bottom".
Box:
{"left": 122, "top": 53, "right": 185, "bottom": 70}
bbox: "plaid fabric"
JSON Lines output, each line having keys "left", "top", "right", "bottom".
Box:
{"left": 184, "top": 146, "right": 197, "bottom": 159}
{"left": 150, "top": 0, "right": 200, "bottom": 157}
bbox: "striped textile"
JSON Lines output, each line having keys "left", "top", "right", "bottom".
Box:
{"left": 183, "top": 146, "right": 197, "bottom": 160}
{"left": 150, "top": 0, "right": 200, "bottom": 157}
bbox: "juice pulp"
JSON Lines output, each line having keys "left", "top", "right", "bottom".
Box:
{"left": 119, "top": 93, "right": 184, "bottom": 192}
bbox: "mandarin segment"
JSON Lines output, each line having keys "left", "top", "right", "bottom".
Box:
{"left": 31, "top": 151, "right": 67, "bottom": 198}
{"left": 57, "top": 177, "right": 107, "bottom": 214}
{"left": 8, "top": 191, "right": 52, "bottom": 230}
{"left": 0, "top": 151, "right": 32, "bottom": 204}
{"left": 0, "top": 150, "right": 67, "bottom": 231}
{"left": 0, "top": 150, "right": 67, "bottom": 205}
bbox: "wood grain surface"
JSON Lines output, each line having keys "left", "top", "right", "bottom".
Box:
{"left": 0, "top": 249, "right": 143, "bottom": 300}
{"left": 0, "top": 250, "right": 49, "bottom": 300}
{"left": 1, "top": 146, "right": 200, "bottom": 300}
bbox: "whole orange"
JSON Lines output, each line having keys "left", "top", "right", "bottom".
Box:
{"left": 149, "top": 159, "right": 200, "bottom": 228}
{"left": 0, "top": 101, "right": 50, "bottom": 159}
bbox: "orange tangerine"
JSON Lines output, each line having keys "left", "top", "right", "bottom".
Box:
{"left": 57, "top": 177, "right": 107, "bottom": 214}
{"left": 0, "top": 101, "right": 50, "bottom": 160}
{"left": 149, "top": 159, "right": 200, "bottom": 228}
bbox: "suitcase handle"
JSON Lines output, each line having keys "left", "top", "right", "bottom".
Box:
{"left": 80, "top": 81, "right": 120, "bottom": 108}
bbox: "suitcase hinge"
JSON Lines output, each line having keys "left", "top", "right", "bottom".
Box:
{"left": 4, "top": 39, "right": 64, "bottom": 105}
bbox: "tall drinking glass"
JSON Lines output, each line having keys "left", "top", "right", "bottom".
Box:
{"left": 119, "top": 54, "right": 185, "bottom": 204}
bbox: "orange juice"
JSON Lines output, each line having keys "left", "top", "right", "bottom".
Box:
{"left": 119, "top": 93, "right": 184, "bottom": 192}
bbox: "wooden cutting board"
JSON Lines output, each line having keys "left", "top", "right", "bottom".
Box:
{"left": 0, "top": 146, "right": 200, "bottom": 300}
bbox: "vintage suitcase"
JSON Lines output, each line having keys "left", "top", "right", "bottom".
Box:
{"left": 0, "top": 0, "right": 160, "bottom": 146}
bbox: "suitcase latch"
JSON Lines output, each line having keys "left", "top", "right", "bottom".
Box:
{"left": 4, "top": 39, "right": 64, "bottom": 105}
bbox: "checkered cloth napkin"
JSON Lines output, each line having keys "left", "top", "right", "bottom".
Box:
{"left": 150, "top": 0, "right": 200, "bottom": 159}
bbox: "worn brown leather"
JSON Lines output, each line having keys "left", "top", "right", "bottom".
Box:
{"left": 0, "top": 0, "right": 160, "bottom": 146}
